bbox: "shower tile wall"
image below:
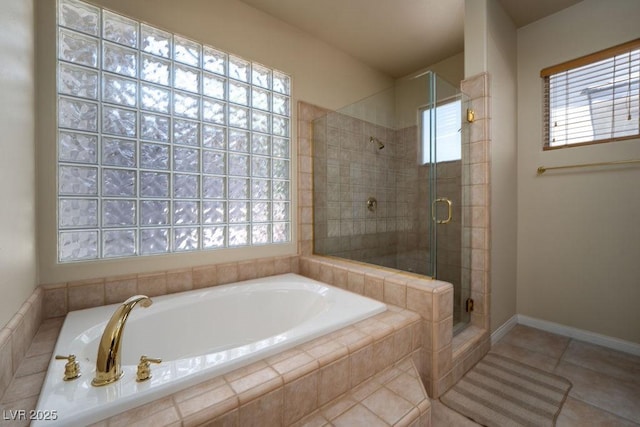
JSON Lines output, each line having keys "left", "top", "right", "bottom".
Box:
{"left": 313, "top": 112, "right": 434, "bottom": 275}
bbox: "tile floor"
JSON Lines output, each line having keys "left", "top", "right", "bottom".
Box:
{"left": 432, "top": 324, "right": 640, "bottom": 426}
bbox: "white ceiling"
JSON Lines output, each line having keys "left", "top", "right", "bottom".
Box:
{"left": 239, "top": 0, "right": 582, "bottom": 78}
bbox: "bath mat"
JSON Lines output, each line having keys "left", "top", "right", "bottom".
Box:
{"left": 441, "top": 352, "right": 572, "bottom": 427}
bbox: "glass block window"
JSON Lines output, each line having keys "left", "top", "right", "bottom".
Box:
{"left": 57, "top": 0, "right": 291, "bottom": 262}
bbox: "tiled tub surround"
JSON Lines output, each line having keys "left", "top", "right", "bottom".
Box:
{"left": 0, "top": 275, "right": 429, "bottom": 426}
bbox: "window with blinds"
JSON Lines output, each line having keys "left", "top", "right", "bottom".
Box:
{"left": 541, "top": 39, "right": 640, "bottom": 149}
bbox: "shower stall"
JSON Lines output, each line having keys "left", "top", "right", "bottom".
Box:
{"left": 312, "top": 71, "right": 472, "bottom": 332}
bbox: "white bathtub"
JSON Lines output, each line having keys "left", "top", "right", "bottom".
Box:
{"left": 33, "top": 273, "right": 386, "bottom": 426}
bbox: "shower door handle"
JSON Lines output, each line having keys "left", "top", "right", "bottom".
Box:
{"left": 432, "top": 198, "right": 452, "bottom": 224}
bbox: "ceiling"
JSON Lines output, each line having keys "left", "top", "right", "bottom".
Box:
{"left": 239, "top": 0, "right": 582, "bottom": 78}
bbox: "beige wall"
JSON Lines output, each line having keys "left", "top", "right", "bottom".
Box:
{"left": 517, "top": 0, "right": 640, "bottom": 343}
{"left": 486, "top": 0, "right": 517, "bottom": 333}
{"left": 0, "top": 0, "right": 37, "bottom": 328}
{"left": 35, "top": 0, "right": 394, "bottom": 284}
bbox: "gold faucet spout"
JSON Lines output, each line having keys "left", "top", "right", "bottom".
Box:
{"left": 92, "top": 295, "right": 152, "bottom": 387}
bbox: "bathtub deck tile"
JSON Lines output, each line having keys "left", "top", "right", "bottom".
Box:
{"left": 228, "top": 366, "right": 283, "bottom": 405}
{"left": 107, "top": 396, "right": 179, "bottom": 427}
{"left": 172, "top": 376, "right": 228, "bottom": 403}
{"left": 177, "top": 383, "right": 238, "bottom": 427}
{"left": 303, "top": 340, "right": 349, "bottom": 367}
{"left": 268, "top": 350, "right": 320, "bottom": 384}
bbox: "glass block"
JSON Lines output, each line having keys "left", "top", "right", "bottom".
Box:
{"left": 273, "top": 71, "right": 290, "bottom": 95}
{"left": 228, "top": 178, "right": 249, "bottom": 199}
{"left": 141, "top": 54, "right": 170, "bottom": 86}
{"left": 59, "top": 230, "right": 98, "bottom": 261}
{"left": 251, "top": 179, "right": 270, "bottom": 200}
{"left": 203, "top": 226, "right": 225, "bottom": 249}
{"left": 174, "top": 91, "right": 200, "bottom": 119}
{"left": 102, "top": 169, "right": 135, "bottom": 196}
{"left": 202, "top": 125, "right": 226, "bottom": 149}
{"left": 173, "top": 174, "right": 199, "bottom": 198}
{"left": 141, "top": 24, "right": 171, "bottom": 58}
{"left": 203, "top": 150, "right": 225, "bottom": 175}
{"left": 59, "top": 0, "right": 99, "bottom": 36}
{"left": 102, "top": 106, "right": 136, "bottom": 137}
{"left": 58, "top": 131, "right": 97, "bottom": 163}
{"left": 252, "top": 88, "right": 270, "bottom": 111}
{"left": 58, "top": 97, "right": 98, "bottom": 132}
{"left": 252, "top": 63, "right": 271, "bottom": 89}
{"left": 141, "top": 84, "right": 170, "bottom": 113}
{"left": 272, "top": 159, "right": 289, "bottom": 179}
{"left": 272, "top": 222, "right": 290, "bottom": 243}
{"left": 103, "top": 41, "right": 137, "bottom": 77}
{"left": 174, "top": 200, "right": 199, "bottom": 225}
{"left": 273, "top": 94, "right": 290, "bottom": 116}
{"left": 252, "top": 202, "right": 270, "bottom": 222}
{"left": 229, "top": 56, "right": 249, "bottom": 82}
{"left": 272, "top": 137, "right": 289, "bottom": 158}
{"left": 252, "top": 224, "right": 270, "bottom": 245}
{"left": 272, "top": 180, "right": 289, "bottom": 200}
{"left": 174, "top": 147, "right": 200, "bottom": 172}
{"left": 140, "top": 171, "right": 169, "bottom": 197}
{"left": 229, "top": 105, "right": 249, "bottom": 129}
{"left": 58, "top": 28, "right": 98, "bottom": 67}
{"left": 141, "top": 113, "right": 170, "bottom": 142}
{"left": 102, "top": 137, "right": 135, "bottom": 167}
{"left": 203, "top": 201, "right": 225, "bottom": 224}
{"left": 59, "top": 165, "right": 97, "bottom": 195}
{"left": 174, "top": 36, "right": 201, "bottom": 66}
{"left": 228, "top": 130, "right": 249, "bottom": 152}
{"left": 202, "top": 99, "right": 226, "bottom": 124}
{"left": 102, "top": 74, "right": 136, "bottom": 107}
{"left": 272, "top": 115, "right": 290, "bottom": 137}
{"left": 252, "top": 110, "right": 270, "bottom": 133}
{"left": 174, "top": 64, "right": 201, "bottom": 93}
{"left": 140, "top": 228, "right": 169, "bottom": 254}
{"left": 103, "top": 199, "right": 136, "bottom": 226}
{"left": 228, "top": 202, "right": 249, "bottom": 223}
{"left": 229, "top": 81, "right": 249, "bottom": 105}
{"left": 203, "top": 73, "right": 226, "bottom": 99}
{"left": 174, "top": 227, "right": 199, "bottom": 251}
{"left": 252, "top": 134, "right": 270, "bottom": 155}
{"left": 141, "top": 200, "right": 169, "bottom": 225}
{"left": 202, "top": 176, "right": 225, "bottom": 199}
{"left": 228, "top": 225, "right": 248, "bottom": 247}
{"left": 59, "top": 198, "right": 98, "bottom": 228}
{"left": 173, "top": 119, "right": 200, "bottom": 146}
{"left": 140, "top": 143, "right": 169, "bottom": 170}
{"left": 103, "top": 10, "right": 138, "bottom": 48}
{"left": 103, "top": 229, "right": 136, "bottom": 258}
{"left": 203, "top": 46, "right": 227, "bottom": 75}
{"left": 272, "top": 202, "right": 289, "bottom": 221}
{"left": 59, "top": 62, "right": 98, "bottom": 99}
{"left": 252, "top": 156, "right": 270, "bottom": 178}
{"left": 229, "top": 153, "right": 249, "bottom": 176}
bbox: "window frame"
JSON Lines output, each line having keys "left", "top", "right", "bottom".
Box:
{"left": 541, "top": 38, "right": 640, "bottom": 150}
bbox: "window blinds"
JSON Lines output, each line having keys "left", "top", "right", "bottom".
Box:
{"left": 541, "top": 39, "right": 640, "bottom": 149}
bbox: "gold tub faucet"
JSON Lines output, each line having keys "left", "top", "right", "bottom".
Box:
{"left": 92, "top": 295, "right": 152, "bottom": 387}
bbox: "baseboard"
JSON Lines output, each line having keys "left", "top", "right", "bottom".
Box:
{"left": 490, "top": 314, "right": 519, "bottom": 345}
{"left": 516, "top": 315, "right": 640, "bottom": 356}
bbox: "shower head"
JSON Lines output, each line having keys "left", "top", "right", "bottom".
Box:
{"left": 370, "top": 136, "right": 385, "bottom": 150}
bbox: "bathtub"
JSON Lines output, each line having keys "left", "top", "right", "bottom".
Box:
{"left": 33, "top": 273, "right": 386, "bottom": 426}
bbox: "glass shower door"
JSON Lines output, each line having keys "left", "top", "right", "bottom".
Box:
{"left": 423, "top": 72, "right": 471, "bottom": 332}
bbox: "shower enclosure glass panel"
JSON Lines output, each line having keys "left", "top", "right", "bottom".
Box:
{"left": 312, "top": 71, "right": 471, "bottom": 332}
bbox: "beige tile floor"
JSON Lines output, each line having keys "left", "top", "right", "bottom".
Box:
{"left": 432, "top": 324, "right": 640, "bottom": 426}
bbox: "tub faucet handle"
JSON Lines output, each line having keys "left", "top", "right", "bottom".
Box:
{"left": 55, "top": 354, "right": 81, "bottom": 381}
{"left": 136, "top": 355, "right": 162, "bottom": 382}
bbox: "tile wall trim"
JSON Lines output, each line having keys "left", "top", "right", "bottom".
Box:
{"left": 0, "top": 287, "right": 42, "bottom": 401}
